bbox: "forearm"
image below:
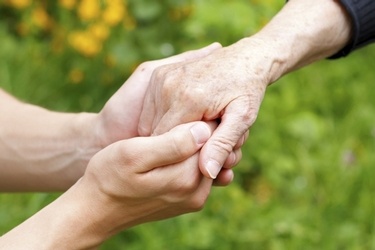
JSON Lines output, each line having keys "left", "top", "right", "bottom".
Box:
{"left": 233, "top": 0, "right": 352, "bottom": 84}
{"left": 0, "top": 90, "right": 102, "bottom": 191}
{"left": 259, "top": 0, "right": 351, "bottom": 74}
{"left": 0, "top": 181, "right": 113, "bottom": 249}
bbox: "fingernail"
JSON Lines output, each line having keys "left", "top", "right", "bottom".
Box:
{"left": 206, "top": 160, "right": 221, "bottom": 179}
{"left": 190, "top": 123, "right": 210, "bottom": 145}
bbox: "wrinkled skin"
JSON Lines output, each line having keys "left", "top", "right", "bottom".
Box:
{"left": 98, "top": 43, "right": 224, "bottom": 145}
{"left": 139, "top": 39, "right": 267, "bottom": 179}
{"left": 98, "top": 42, "right": 244, "bottom": 185}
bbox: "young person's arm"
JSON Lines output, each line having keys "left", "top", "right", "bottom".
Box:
{"left": 0, "top": 121, "right": 240, "bottom": 249}
{"left": 0, "top": 90, "right": 99, "bottom": 191}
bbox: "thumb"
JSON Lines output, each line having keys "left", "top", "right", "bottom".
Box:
{"left": 128, "top": 122, "right": 212, "bottom": 173}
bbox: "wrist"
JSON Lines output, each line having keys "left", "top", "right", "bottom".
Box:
{"left": 239, "top": 0, "right": 352, "bottom": 83}
{"left": 228, "top": 36, "right": 288, "bottom": 86}
{"left": 0, "top": 180, "right": 110, "bottom": 249}
{"left": 72, "top": 112, "right": 104, "bottom": 162}
{"left": 43, "top": 180, "right": 115, "bottom": 249}
{"left": 50, "top": 177, "right": 141, "bottom": 248}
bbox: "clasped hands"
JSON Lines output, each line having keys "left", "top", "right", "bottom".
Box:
{"left": 71, "top": 41, "right": 263, "bottom": 244}
{"left": 0, "top": 43, "right": 247, "bottom": 249}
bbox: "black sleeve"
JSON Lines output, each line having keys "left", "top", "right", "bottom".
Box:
{"left": 330, "top": 0, "right": 375, "bottom": 59}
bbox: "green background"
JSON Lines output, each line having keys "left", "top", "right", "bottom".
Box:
{"left": 1, "top": 0, "right": 374, "bottom": 249}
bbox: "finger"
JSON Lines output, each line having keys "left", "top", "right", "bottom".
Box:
{"left": 138, "top": 83, "right": 156, "bottom": 136}
{"left": 141, "top": 121, "right": 218, "bottom": 195}
{"left": 145, "top": 150, "right": 214, "bottom": 203}
{"left": 118, "top": 122, "right": 212, "bottom": 173}
{"left": 213, "top": 169, "right": 234, "bottom": 187}
{"left": 222, "top": 148, "right": 242, "bottom": 169}
{"left": 143, "top": 152, "right": 202, "bottom": 197}
{"left": 152, "top": 105, "right": 204, "bottom": 135}
{"left": 185, "top": 176, "right": 214, "bottom": 211}
{"left": 199, "top": 105, "right": 256, "bottom": 179}
{"left": 234, "top": 130, "right": 249, "bottom": 150}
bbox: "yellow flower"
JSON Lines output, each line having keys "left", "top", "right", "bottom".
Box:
{"left": 69, "top": 69, "right": 84, "bottom": 84}
{"left": 102, "top": 2, "right": 125, "bottom": 26}
{"left": 68, "top": 31, "right": 102, "bottom": 57}
{"left": 77, "top": 0, "right": 101, "bottom": 21}
{"left": 6, "top": 0, "right": 31, "bottom": 9}
{"left": 89, "top": 23, "right": 109, "bottom": 41}
{"left": 59, "top": 0, "right": 76, "bottom": 10}
{"left": 32, "top": 6, "right": 52, "bottom": 30}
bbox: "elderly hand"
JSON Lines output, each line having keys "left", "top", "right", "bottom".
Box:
{"left": 138, "top": 0, "right": 353, "bottom": 179}
{"left": 139, "top": 40, "right": 264, "bottom": 179}
{"left": 96, "top": 43, "right": 222, "bottom": 147}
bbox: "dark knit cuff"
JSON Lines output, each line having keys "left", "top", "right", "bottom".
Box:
{"left": 330, "top": 0, "right": 375, "bottom": 59}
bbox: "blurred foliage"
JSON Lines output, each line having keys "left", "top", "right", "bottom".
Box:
{"left": 1, "top": 0, "right": 375, "bottom": 249}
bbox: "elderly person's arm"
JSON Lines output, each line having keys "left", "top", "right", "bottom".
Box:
{"left": 139, "top": 0, "right": 375, "bottom": 179}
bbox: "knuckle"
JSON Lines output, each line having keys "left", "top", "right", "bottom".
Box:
{"left": 156, "top": 68, "right": 207, "bottom": 113}
{"left": 238, "top": 105, "right": 259, "bottom": 126}
{"left": 211, "top": 136, "right": 236, "bottom": 155}
{"left": 244, "top": 111, "right": 258, "bottom": 126}
{"left": 115, "top": 142, "right": 136, "bottom": 166}
{"left": 188, "top": 196, "right": 207, "bottom": 212}
{"left": 114, "top": 140, "right": 147, "bottom": 170}
{"left": 161, "top": 71, "right": 178, "bottom": 87}
{"left": 159, "top": 74, "right": 179, "bottom": 100}
{"left": 170, "top": 166, "right": 200, "bottom": 193}
{"left": 180, "top": 87, "right": 204, "bottom": 104}
{"left": 232, "top": 96, "right": 262, "bottom": 127}
{"left": 168, "top": 169, "right": 201, "bottom": 202}
{"left": 177, "top": 177, "right": 200, "bottom": 194}
{"left": 115, "top": 142, "right": 131, "bottom": 162}
{"left": 153, "top": 65, "right": 169, "bottom": 80}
